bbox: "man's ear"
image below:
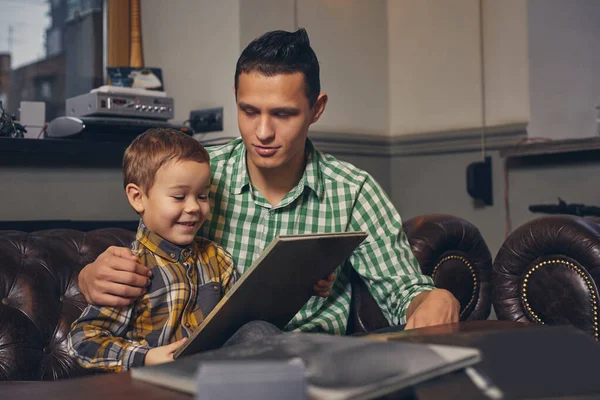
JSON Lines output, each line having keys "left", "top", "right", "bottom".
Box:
{"left": 126, "top": 183, "right": 145, "bottom": 214}
{"left": 310, "top": 93, "right": 328, "bottom": 124}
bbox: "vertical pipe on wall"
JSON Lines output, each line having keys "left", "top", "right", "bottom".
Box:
{"left": 479, "top": 0, "right": 487, "bottom": 160}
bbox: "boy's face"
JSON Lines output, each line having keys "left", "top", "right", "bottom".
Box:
{"left": 235, "top": 71, "right": 326, "bottom": 178}
{"left": 132, "top": 160, "right": 211, "bottom": 246}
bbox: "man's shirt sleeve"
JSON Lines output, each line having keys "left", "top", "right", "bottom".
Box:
{"left": 348, "top": 175, "right": 435, "bottom": 326}
{"left": 67, "top": 301, "right": 150, "bottom": 372}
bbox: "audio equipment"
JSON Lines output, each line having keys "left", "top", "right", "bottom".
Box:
{"left": 46, "top": 116, "right": 191, "bottom": 141}
{"left": 66, "top": 91, "right": 174, "bottom": 120}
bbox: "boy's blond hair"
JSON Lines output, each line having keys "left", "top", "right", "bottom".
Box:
{"left": 123, "top": 128, "right": 209, "bottom": 193}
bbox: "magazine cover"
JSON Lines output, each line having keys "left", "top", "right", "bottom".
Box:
{"left": 107, "top": 67, "right": 164, "bottom": 91}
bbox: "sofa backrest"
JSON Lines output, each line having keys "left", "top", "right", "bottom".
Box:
{"left": 0, "top": 228, "right": 134, "bottom": 380}
{"left": 0, "top": 227, "right": 384, "bottom": 380}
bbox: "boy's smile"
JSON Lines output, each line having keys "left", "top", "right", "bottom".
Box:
{"left": 133, "top": 160, "right": 211, "bottom": 246}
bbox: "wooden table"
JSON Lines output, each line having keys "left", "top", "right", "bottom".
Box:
{"left": 0, "top": 321, "right": 531, "bottom": 400}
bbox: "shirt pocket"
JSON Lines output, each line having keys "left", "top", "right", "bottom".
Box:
{"left": 196, "top": 282, "right": 222, "bottom": 316}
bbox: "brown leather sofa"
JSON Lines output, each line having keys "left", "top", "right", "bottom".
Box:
{"left": 493, "top": 215, "right": 600, "bottom": 340}
{"left": 0, "top": 213, "right": 492, "bottom": 381}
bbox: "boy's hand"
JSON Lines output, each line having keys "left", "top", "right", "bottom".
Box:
{"left": 144, "top": 338, "right": 187, "bottom": 366}
{"left": 78, "top": 246, "right": 152, "bottom": 307}
{"left": 313, "top": 273, "right": 335, "bottom": 298}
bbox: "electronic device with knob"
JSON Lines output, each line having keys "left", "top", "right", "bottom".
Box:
{"left": 66, "top": 91, "right": 174, "bottom": 121}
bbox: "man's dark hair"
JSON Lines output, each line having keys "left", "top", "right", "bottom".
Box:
{"left": 235, "top": 28, "right": 321, "bottom": 107}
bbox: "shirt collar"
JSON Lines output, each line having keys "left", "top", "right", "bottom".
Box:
{"left": 303, "top": 138, "right": 323, "bottom": 199}
{"left": 230, "top": 137, "right": 323, "bottom": 199}
{"left": 231, "top": 139, "right": 250, "bottom": 195}
{"left": 135, "top": 220, "right": 193, "bottom": 263}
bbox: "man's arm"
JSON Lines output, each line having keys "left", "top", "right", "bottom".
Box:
{"left": 348, "top": 175, "right": 459, "bottom": 328}
{"left": 78, "top": 246, "right": 152, "bottom": 306}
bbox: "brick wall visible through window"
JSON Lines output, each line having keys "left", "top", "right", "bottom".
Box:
{"left": 1, "top": 0, "right": 104, "bottom": 121}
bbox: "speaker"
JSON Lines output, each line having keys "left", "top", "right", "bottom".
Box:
{"left": 46, "top": 116, "right": 85, "bottom": 137}
{"left": 466, "top": 156, "right": 493, "bottom": 206}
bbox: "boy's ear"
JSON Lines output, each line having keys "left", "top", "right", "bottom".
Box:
{"left": 126, "top": 183, "right": 145, "bottom": 214}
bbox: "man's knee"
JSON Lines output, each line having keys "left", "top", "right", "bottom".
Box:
{"left": 223, "top": 321, "right": 282, "bottom": 347}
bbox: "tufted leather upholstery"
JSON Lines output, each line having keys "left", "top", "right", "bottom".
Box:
{"left": 0, "top": 214, "right": 492, "bottom": 381}
{"left": 348, "top": 214, "right": 493, "bottom": 334}
{"left": 493, "top": 215, "right": 600, "bottom": 340}
{"left": 0, "top": 229, "right": 134, "bottom": 381}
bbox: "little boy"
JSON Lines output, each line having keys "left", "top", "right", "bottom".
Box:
{"left": 68, "top": 128, "right": 330, "bottom": 372}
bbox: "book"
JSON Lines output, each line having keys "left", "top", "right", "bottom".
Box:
{"left": 132, "top": 332, "right": 481, "bottom": 400}
{"left": 174, "top": 231, "right": 368, "bottom": 357}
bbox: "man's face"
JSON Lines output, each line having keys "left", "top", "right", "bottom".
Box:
{"left": 236, "top": 71, "right": 324, "bottom": 176}
{"left": 137, "top": 160, "right": 211, "bottom": 246}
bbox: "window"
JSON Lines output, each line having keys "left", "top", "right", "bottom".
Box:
{"left": 0, "top": 0, "right": 105, "bottom": 121}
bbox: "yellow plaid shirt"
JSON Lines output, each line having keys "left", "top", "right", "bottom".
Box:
{"left": 67, "top": 222, "right": 237, "bottom": 372}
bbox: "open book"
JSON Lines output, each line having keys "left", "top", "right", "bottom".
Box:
{"left": 133, "top": 332, "right": 481, "bottom": 400}
{"left": 174, "top": 231, "right": 368, "bottom": 358}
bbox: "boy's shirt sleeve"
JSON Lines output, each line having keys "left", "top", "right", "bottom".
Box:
{"left": 67, "top": 299, "right": 150, "bottom": 372}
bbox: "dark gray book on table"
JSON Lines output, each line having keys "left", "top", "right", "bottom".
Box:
{"left": 174, "top": 231, "right": 368, "bottom": 358}
{"left": 132, "top": 333, "right": 481, "bottom": 400}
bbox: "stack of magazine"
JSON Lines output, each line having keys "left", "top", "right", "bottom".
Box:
{"left": 132, "top": 333, "right": 480, "bottom": 399}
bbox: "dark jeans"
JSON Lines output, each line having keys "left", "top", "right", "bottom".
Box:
{"left": 222, "top": 321, "right": 407, "bottom": 347}
{"left": 222, "top": 321, "right": 283, "bottom": 347}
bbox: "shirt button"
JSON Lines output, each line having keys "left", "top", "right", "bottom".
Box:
{"left": 185, "top": 322, "right": 191, "bottom": 328}
{"left": 170, "top": 253, "right": 176, "bottom": 259}
{"left": 213, "top": 285, "right": 219, "bottom": 291}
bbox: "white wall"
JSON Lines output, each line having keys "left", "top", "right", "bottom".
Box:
{"left": 483, "top": 0, "right": 530, "bottom": 127}
{"left": 240, "top": 0, "right": 295, "bottom": 48}
{"left": 298, "top": 0, "right": 389, "bottom": 135}
{"left": 528, "top": 0, "right": 600, "bottom": 139}
{"left": 1, "top": 167, "right": 136, "bottom": 221}
{"left": 141, "top": 0, "right": 241, "bottom": 137}
{"left": 388, "top": 0, "right": 482, "bottom": 135}
{"left": 387, "top": 0, "right": 529, "bottom": 136}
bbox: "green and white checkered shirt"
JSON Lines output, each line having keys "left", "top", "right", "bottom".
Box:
{"left": 200, "top": 138, "right": 434, "bottom": 334}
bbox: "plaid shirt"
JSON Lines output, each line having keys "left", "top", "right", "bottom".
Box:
{"left": 200, "top": 138, "right": 434, "bottom": 335}
{"left": 68, "top": 222, "right": 237, "bottom": 372}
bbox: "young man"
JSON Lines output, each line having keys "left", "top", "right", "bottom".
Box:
{"left": 77, "top": 29, "right": 459, "bottom": 334}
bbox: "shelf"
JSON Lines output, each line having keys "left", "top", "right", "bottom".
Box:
{"left": 500, "top": 136, "right": 600, "bottom": 158}
{"left": 0, "top": 137, "right": 130, "bottom": 167}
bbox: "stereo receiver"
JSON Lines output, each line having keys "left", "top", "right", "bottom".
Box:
{"left": 66, "top": 91, "right": 174, "bottom": 120}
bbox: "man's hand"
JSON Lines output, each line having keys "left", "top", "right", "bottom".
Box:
{"left": 78, "top": 246, "right": 152, "bottom": 307}
{"left": 405, "top": 288, "right": 460, "bottom": 330}
{"left": 144, "top": 338, "right": 187, "bottom": 366}
{"left": 313, "top": 273, "right": 335, "bottom": 298}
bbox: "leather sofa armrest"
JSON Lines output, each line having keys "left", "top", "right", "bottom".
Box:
{"left": 493, "top": 215, "right": 600, "bottom": 339}
{"left": 402, "top": 214, "right": 492, "bottom": 321}
{"left": 347, "top": 214, "right": 492, "bottom": 335}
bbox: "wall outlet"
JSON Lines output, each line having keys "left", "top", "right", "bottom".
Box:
{"left": 189, "top": 107, "right": 223, "bottom": 133}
